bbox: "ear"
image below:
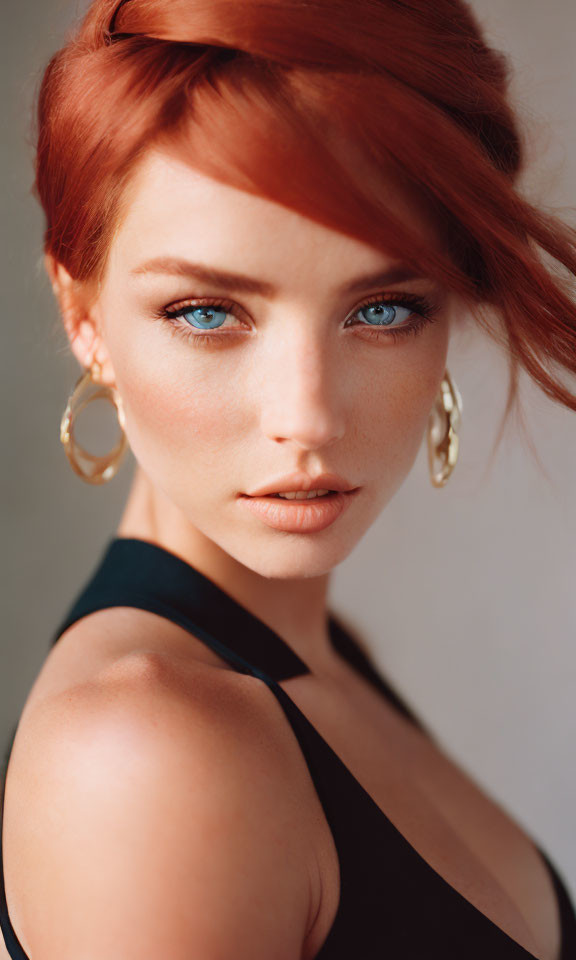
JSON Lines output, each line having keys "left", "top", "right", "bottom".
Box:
{"left": 45, "top": 253, "right": 116, "bottom": 386}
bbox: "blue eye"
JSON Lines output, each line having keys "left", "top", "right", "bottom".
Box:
{"left": 181, "top": 306, "right": 229, "bottom": 329}
{"left": 156, "top": 291, "right": 440, "bottom": 348}
{"left": 356, "top": 303, "right": 412, "bottom": 326}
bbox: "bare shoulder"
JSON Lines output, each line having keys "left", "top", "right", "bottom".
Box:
{"left": 26, "top": 605, "right": 239, "bottom": 709}
{"left": 3, "top": 651, "right": 321, "bottom": 960}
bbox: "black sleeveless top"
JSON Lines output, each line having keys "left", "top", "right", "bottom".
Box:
{"left": 1, "top": 536, "right": 575, "bottom": 959}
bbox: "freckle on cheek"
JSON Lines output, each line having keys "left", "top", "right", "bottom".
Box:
{"left": 130, "top": 376, "right": 189, "bottom": 430}
{"left": 122, "top": 371, "right": 232, "bottom": 450}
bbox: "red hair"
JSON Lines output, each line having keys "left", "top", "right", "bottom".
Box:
{"left": 34, "top": 0, "right": 576, "bottom": 450}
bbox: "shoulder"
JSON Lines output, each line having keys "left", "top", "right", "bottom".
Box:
{"left": 3, "top": 651, "right": 320, "bottom": 959}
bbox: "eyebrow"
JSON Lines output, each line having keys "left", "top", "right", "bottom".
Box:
{"left": 129, "top": 257, "right": 429, "bottom": 296}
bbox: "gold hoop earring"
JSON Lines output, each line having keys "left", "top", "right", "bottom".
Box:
{"left": 59, "top": 360, "right": 129, "bottom": 485}
{"left": 427, "top": 369, "right": 462, "bottom": 488}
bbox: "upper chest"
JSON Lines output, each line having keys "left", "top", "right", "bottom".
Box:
{"left": 282, "top": 660, "right": 561, "bottom": 960}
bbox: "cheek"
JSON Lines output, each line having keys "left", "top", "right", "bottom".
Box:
{"left": 355, "top": 331, "right": 449, "bottom": 477}
{"left": 111, "top": 339, "right": 243, "bottom": 472}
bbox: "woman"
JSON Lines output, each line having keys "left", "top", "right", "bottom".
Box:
{"left": 1, "top": 0, "right": 575, "bottom": 957}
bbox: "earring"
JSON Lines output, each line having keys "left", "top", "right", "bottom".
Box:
{"left": 59, "top": 359, "right": 129, "bottom": 484}
{"left": 427, "top": 369, "right": 462, "bottom": 488}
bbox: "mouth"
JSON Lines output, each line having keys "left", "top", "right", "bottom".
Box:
{"left": 238, "top": 487, "right": 361, "bottom": 533}
{"left": 247, "top": 490, "right": 345, "bottom": 501}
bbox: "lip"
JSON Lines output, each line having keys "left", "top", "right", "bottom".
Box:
{"left": 238, "top": 487, "right": 361, "bottom": 533}
{"left": 244, "top": 471, "right": 359, "bottom": 498}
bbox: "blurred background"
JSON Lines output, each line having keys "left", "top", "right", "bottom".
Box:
{"left": 2, "top": 0, "right": 575, "bottom": 897}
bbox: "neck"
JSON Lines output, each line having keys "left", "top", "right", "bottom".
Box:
{"left": 116, "top": 465, "right": 337, "bottom": 671}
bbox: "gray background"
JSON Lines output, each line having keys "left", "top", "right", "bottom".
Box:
{"left": 2, "top": 0, "right": 576, "bottom": 899}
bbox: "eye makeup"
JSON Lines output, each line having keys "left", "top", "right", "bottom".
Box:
{"left": 150, "top": 289, "right": 443, "bottom": 348}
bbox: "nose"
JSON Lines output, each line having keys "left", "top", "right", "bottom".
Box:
{"left": 258, "top": 328, "right": 346, "bottom": 451}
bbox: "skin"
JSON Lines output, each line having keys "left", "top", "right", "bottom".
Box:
{"left": 13, "top": 148, "right": 560, "bottom": 960}
{"left": 47, "top": 144, "right": 457, "bottom": 673}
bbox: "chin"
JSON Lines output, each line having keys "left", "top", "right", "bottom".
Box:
{"left": 226, "top": 531, "right": 361, "bottom": 581}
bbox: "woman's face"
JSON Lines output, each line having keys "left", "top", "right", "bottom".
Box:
{"left": 89, "top": 146, "right": 455, "bottom": 578}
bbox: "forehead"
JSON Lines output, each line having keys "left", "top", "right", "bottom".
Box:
{"left": 110, "top": 143, "right": 443, "bottom": 281}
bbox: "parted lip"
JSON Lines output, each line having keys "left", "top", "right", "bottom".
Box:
{"left": 243, "top": 472, "right": 359, "bottom": 497}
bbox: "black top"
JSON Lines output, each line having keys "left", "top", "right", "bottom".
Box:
{"left": 1, "top": 536, "right": 575, "bottom": 959}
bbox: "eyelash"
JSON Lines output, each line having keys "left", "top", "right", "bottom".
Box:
{"left": 152, "top": 291, "right": 441, "bottom": 347}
